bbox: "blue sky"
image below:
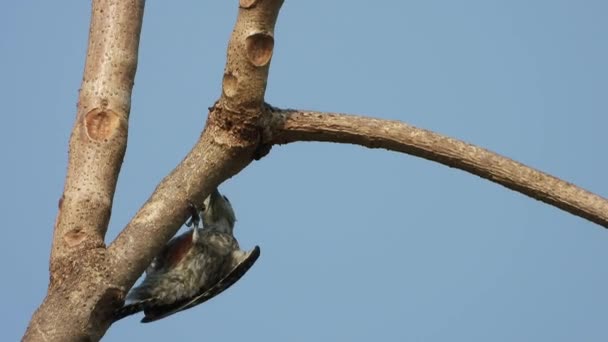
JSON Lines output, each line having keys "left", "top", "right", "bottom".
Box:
{"left": 2, "top": 1, "right": 607, "bottom": 341}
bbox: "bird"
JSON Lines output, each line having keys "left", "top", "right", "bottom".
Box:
{"left": 115, "top": 189, "right": 260, "bottom": 323}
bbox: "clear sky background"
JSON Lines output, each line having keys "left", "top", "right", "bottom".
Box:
{"left": 2, "top": 1, "right": 607, "bottom": 341}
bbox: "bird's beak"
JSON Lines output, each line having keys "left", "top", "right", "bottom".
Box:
{"left": 209, "top": 188, "right": 222, "bottom": 205}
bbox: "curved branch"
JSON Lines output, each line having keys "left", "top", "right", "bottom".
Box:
{"left": 270, "top": 110, "right": 608, "bottom": 228}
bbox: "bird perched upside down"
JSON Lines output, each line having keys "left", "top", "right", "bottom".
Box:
{"left": 115, "top": 189, "right": 260, "bottom": 323}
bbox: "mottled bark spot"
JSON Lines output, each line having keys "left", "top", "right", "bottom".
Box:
{"left": 239, "top": 0, "right": 258, "bottom": 8}
{"left": 245, "top": 33, "right": 274, "bottom": 67}
{"left": 64, "top": 228, "right": 86, "bottom": 247}
{"left": 84, "top": 108, "right": 120, "bottom": 141}
{"left": 222, "top": 73, "right": 238, "bottom": 97}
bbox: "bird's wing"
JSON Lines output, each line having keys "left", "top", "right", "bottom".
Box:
{"left": 140, "top": 245, "right": 261, "bottom": 323}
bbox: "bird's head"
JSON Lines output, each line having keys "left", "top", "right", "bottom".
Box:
{"left": 201, "top": 188, "right": 236, "bottom": 234}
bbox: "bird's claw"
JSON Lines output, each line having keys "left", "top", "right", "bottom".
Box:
{"left": 185, "top": 201, "right": 202, "bottom": 228}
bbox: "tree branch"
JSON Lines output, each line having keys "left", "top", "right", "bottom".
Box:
{"left": 108, "top": 0, "right": 284, "bottom": 296}
{"left": 107, "top": 128, "right": 255, "bottom": 289}
{"left": 270, "top": 110, "right": 608, "bottom": 228}
{"left": 23, "top": 1, "right": 144, "bottom": 341}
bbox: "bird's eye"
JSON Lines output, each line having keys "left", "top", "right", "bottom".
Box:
{"left": 223, "top": 195, "right": 230, "bottom": 203}
{"left": 187, "top": 201, "right": 198, "bottom": 213}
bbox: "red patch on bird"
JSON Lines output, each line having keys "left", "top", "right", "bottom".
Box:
{"left": 164, "top": 231, "right": 194, "bottom": 267}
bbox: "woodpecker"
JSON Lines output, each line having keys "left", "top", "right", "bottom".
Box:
{"left": 115, "top": 189, "right": 260, "bottom": 323}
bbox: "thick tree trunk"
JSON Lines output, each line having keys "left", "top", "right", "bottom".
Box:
{"left": 23, "top": 0, "right": 144, "bottom": 340}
